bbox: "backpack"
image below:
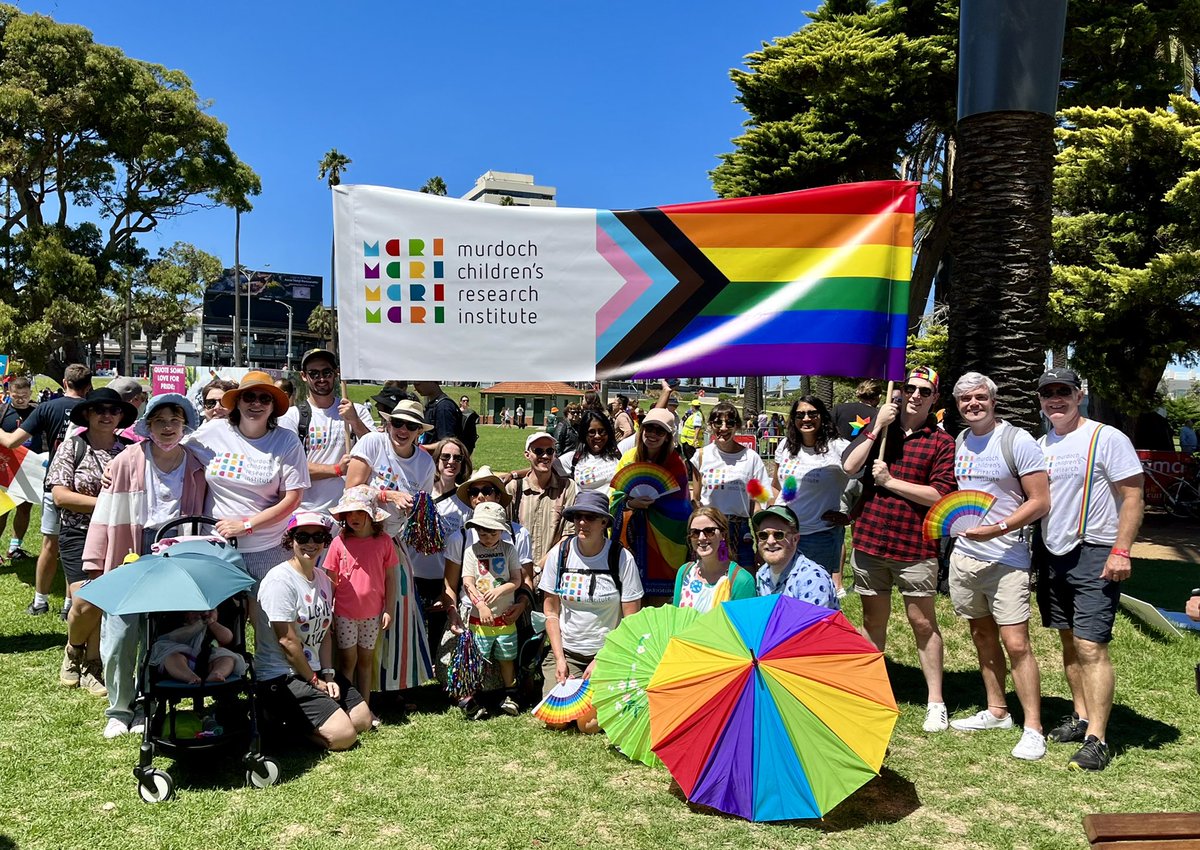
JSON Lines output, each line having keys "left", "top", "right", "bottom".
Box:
{"left": 554, "top": 534, "right": 623, "bottom": 598}
{"left": 954, "top": 422, "right": 1020, "bottom": 480}
{"left": 296, "top": 401, "right": 312, "bottom": 451}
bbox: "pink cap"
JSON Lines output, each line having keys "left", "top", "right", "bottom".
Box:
{"left": 286, "top": 511, "right": 332, "bottom": 531}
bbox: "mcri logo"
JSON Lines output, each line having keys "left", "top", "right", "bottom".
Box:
{"left": 362, "top": 238, "right": 446, "bottom": 324}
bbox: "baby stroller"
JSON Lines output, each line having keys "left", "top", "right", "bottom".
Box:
{"left": 79, "top": 516, "right": 279, "bottom": 802}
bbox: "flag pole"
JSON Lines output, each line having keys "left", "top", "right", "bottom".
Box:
{"left": 877, "top": 381, "right": 896, "bottom": 457}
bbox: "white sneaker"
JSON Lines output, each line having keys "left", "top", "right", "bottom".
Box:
{"left": 950, "top": 709, "right": 1014, "bottom": 732}
{"left": 836, "top": 587, "right": 847, "bottom": 600}
{"left": 129, "top": 711, "right": 146, "bottom": 735}
{"left": 922, "top": 702, "right": 949, "bottom": 732}
{"left": 1012, "top": 727, "right": 1047, "bottom": 761}
{"left": 103, "top": 718, "right": 129, "bottom": 739}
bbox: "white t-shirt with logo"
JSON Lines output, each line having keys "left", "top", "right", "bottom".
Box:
{"left": 407, "top": 493, "right": 470, "bottom": 581}
{"left": 279, "top": 399, "right": 376, "bottom": 512}
{"left": 186, "top": 420, "right": 310, "bottom": 553}
{"left": 1039, "top": 420, "right": 1143, "bottom": 556}
{"left": 691, "top": 444, "right": 771, "bottom": 519}
{"left": 774, "top": 438, "right": 853, "bottom": 534}
{"left": 539, "top": 539, "right": 643, "bottom": 656}
{"left": 954, "top": 421, "right": 1046, "bottom": 569}
{"left": 254, "top": 561, "right": 334, "bottom": 680}
{"left": 348, "top": 432, "right": 436, "bottom": 536}
{"left": 562, "top": 451, "right": 619, "bottom": 493}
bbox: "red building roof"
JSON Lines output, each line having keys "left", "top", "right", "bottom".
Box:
{"left": 480, "top": 382, "right": 585, "bottom": 396}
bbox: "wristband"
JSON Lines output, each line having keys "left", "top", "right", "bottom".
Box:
{"left": 334, "top": 463, "right": 343, "bottom": 477}
{"left": 1110, "top": 548, "right": 1131, "bottom": 559}
{"left": 309, "top": 672, "right": 320, "bottom": 687}
{"left": 242, "top": 520, "right": 254, "bottom": 535}
{"left": 998, "top": 521, "right": 1009, "bottom": 532}
{"left": 319, "top": 668, "right": 335, "bottom": 682}
{"left": 865, "top": 431, "right": 878, "bottom": 442}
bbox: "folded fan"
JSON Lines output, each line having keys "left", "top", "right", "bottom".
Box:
{"left": 923, "top": 490, "right": 997, "bottom": 540}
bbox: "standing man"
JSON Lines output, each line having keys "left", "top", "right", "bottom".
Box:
{"left": 279, "top": 349, "right": 375, "bottom": 512}
{"left": 506, "top": 431, "right": 577, "bottom": 576}
{"left": 1179, "top": 419, "right": 1197, "bottom": 455}
{"left": 546, "top": 406, "right": 559, "bottom": 431}
{"left": 679, "top": 399, "right": 705, "bottom": 463}
{"left": 515, "top": 403, "right": 526, "bottom": 430}
{"left": 0, "top": 376, "right": 39, "bottom": 563}
{"left": 457, "top": 394, "right": 479, "bottom": 454}
{"left": 414, "top": 381, "right": 463, "bottom": 444}
{"left": 946, "top": 372, "right": 1050, "bottom": 761}
{"left": 833, "top": 380, "right": 882, "bottom": 441}
{"left": 843, "top": 366, "right": 956, "bottom": 732}
{"left": 1035, "top": 367, "right": 1143, "bottom": 772}
{"left": 555, "top": 403, "right": 583, "bottom": 459}
{"left": 0, "top": 364, "right": 93, "bottom": 616}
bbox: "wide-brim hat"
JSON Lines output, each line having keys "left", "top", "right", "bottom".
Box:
{"left": 221, "top": 371, "right": 290, "bottom": 415}
{"left": 456, "top": 465, "right": 511, "bottom": 507}
{"left": 330, "top": 484, "right": 390, "bottom": 522}
{"left": 134, "top": 393, "right": 198, "bottom": 438}
{"left": 385, "top": 399, "right": 433, "bottom": 432}
{"left": 561, "top": 490, "right": 612, "bottom": 522}
{"left": 70, "top": 388, "right": 138, "bottom": 428}
{"left": 466, "top": 501, "right": 508, "bottom": 532}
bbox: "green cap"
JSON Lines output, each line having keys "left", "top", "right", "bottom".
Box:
{"left": 750, "top": 505, "right": 799, "bottom": 531}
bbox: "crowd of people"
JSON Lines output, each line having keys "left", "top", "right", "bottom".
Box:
{"left": 0, "top": 355, "right": 1150, "bottom": 771}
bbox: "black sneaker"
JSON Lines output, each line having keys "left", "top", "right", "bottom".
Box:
{"left": 1068, "top": 735, "right": 1111, "bottom": 772}
{"left": 26, "top": 600, "right": 50, "bottom": 616}
{"left": 8, "top": 547, "right": 32, "bottom": 561}
{"left": 1047, "top": 713, "right": 1089, "bottom": 743}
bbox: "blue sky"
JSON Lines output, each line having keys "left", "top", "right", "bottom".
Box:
{"left": 17, "top": 1, "right": 809, "bottom": 301}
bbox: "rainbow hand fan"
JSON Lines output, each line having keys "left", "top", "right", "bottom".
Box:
{"left": 923, "top": 490, "right": 997, "bottom": 540}
{"left": 532, "top": 678, "right": 592, "bottom": 724}
{"left": 611, "top": 462, "right": 680, "bottom": 502}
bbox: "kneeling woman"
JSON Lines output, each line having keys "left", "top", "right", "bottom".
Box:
{"left": 539, "top": 491, "right": 643, "bottom": 733}
{"left": 255, "top": 512, "right": 371, "bottom": 751}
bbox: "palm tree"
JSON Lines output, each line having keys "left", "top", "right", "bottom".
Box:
{"left": 318, "top": 149, "right": 351, "bottom": 356}
{"left": 419, "top": 176, "right": 448, "bottom": 196}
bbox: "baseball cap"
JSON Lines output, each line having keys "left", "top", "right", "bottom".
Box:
{"left": 287, "top": 511, "right": 332, "bottom": 531}
{"left": 750, "top": 505, "right": 799, "bottom": 532}
{"left": 1037, "top": 367, "right": 1081, "bottom": 390}
{"left": 525, "top": 431, "right": 555, "bottom": 450}
{"left": 300, "top": 349, "right": 337, "bottom": 371}
{"left": 107, "top": 376, "right": 146, "bottom": 402}
{"left": 906, "top": 366, "right": 939, "bottom": 392}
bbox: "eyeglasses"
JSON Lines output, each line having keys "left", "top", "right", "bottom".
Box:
{"left": 292, "top": 531, "right": 332, "bottom": 545}
{"left": 439, "top": 454, "right": 463, "bottom": 465}
{"left": 1038, "top": 385, "right": 1075, "bottom": 399}
{"left": 202, "top": 398, "right": 220, "bottom": 409}
{"left": 903, "top": 384, "right": 933, "bottom": 398}
{"left": 688, "top": 526, "right": 721, "bottom": 539}
{"left": 305, "top": 368, "right": 335, "bottom": 380}
{"left": 389, "top": 419, "right": 423, "bottom": 432}
{"left": 529, "top": 447, "right": 556, "bottom": 458}
{"left": 468, "top": 485, "right": 499, "bottom": 498}
{"left": 755, "top": 530, "right": 791, "bottom": 543}
{"left": 90, "top": 404, "right": 123, "bottom": 417}
{"left": 793, "top": 410, "right": 820, "bottom": 421}
{"left": 240, "top": 391, "right": 275, "bottom": 406}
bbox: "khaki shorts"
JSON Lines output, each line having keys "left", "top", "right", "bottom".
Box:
{"left": 541, "top": 648, "right": 593, "bottom": 700}
{"left": 948, "top": 550, "right": 1032, "bottom": 625}
{"left": 852, "top": 551, "right": 937, "bottom": 597}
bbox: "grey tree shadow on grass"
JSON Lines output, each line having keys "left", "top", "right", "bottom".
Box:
{"left": 0, "top": 632, "right": 67, "bottom": 653}
{"left": 0, "top": 834, "right": 17, "bottom": 849}
{"left": 164, "top": 742, "right": 326, "bottom": 793}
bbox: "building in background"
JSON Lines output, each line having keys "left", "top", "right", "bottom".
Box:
{"left": 480, "top": 381, "right": 582, "bottom": 426}
{"left": 201, "top": 269, "right": 325, "bottom": 370}
{"left": 462, "top": 171, "right": 557, "bottom": 207}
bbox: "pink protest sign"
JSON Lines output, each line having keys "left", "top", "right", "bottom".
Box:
{"left": 152, "top": 365, "right": 188, "bottom": 395}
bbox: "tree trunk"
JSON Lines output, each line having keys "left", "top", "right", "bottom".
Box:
{"left": 743, "top": 376, "right": 761, "bottom": 423}
{"left": 815, "top": 377, "right": 834, "bottom": 408}
{"left": 800, "top": 376, "right": 811, "bottom": 396}
{"left": 946, "top": 111, "right": 1055, "bottom": 434}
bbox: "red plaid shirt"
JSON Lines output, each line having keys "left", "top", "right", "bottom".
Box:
{"left": 850, "top": 420, "right": 956, "bottom": 561}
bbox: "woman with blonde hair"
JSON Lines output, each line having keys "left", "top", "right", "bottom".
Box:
{"left": 672, "top": 507, "right": 756, "bottom": 613}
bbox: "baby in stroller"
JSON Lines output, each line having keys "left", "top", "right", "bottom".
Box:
{"left": 150, "top": 609, "right": 247, "bottom": 684}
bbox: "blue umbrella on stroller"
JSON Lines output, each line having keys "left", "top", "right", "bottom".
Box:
{"left": 76, "top": 539, "right": 253, "bottom": 615}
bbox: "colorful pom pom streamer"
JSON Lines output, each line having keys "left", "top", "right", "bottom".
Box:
{"left": 402, "top": 490, "right": 445, "bottom": 555}
{"left": 745, "top": 479, "right": 770, "bottom": 504}
{"left": 782, "top": 476, "right": 798, "bottom": 502}
{"left": 444, "top": 628, "right": 486, "bottom": 700}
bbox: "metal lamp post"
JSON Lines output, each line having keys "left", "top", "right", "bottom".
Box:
{"left": 239, "top": 263, "right": 270, "bottom": 367}
{"left": 262, "top": 297, "right": 294, "bottom": 371}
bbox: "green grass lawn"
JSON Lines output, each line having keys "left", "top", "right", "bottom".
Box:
{"left": 3, "top": 442, "right": 1200, "bottom": 847}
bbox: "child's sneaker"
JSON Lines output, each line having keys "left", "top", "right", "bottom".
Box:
{"left": 499, "top": 696, "right": 520, "bottom": 716}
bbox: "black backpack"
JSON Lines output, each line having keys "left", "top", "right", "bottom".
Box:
{"left": 554, "top": 535, "right": 623, "bottom": 598}
{"left": 296, "top": 401, "right": 313, "bottom": 451}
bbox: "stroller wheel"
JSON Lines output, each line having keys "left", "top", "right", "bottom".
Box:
{"left": 137, "top": 769, "right": 175, "bottom": 803}
{"left": 246, "top": 756, "right": 281, "bottom": 789}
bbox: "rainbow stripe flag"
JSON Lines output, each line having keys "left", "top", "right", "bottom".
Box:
{"left": 595, "top": 181, "right": 917, "bottom": 380}
{"left": 0, "top": 444, "right": 46, "bottom": 518}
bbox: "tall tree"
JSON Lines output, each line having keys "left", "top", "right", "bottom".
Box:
{"left": 318, "top": 148, "right": 351, "bottom": 356}
{"left": 307, "top": 304, "right": 334, "bottom": 348}
{"left": 419, "top": 176, "right": 448, "bottom": 195}
{"left": 0, "top": 5, "right": 259, "bottom": 378}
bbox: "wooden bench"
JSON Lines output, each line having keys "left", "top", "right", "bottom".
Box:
{"left": 1084, "top": 813, "right": 1200, "bottom": 849}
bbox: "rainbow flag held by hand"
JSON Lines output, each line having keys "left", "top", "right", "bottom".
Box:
{"left": 0, "top": 445, "right": 47, "bottom": 516}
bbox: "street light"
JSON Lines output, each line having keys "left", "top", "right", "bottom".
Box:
{"left": 238, "top": 263, "right": 270, "bottom": 367}
{"left": 262, "top": 297, "right": 294, "bottom": 371}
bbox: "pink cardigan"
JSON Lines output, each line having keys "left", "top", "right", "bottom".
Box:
{"left": 83, "top": 443, "right": 208, "bottom": 575}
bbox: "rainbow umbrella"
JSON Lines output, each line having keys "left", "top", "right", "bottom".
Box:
{"left": 647, "top": 595, "right": 899, "bottom": 821}
{"left": 592, "top": 605, "right": 700, "bottom": 766}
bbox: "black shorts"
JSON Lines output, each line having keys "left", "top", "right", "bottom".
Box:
{"left": 1034, "top": 539, "right": 1120, "bottom": 644}
{"left": 58, "top": 526, "right": 89, "bottom": 585}
{"left": 258, "top": 673, "right": 364, "bottom": 733}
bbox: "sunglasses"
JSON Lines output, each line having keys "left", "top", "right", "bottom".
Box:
{"left": 573, "top": 513, "right": 607, "bottom": 524}
{"left": 305, "top": 368, "right": 335, "bottom": 380}
{"left": 439, "top": 454, "right": 463, "bottom": 465}
{"left": 903, "top": 384, "right": 933, "bottom": 398}
{"left": 292, "top": 531, "right": 332, "bottom": 545}
{"left": 90, "top": 404, "right": 124, "bottom": 417}
{"left": 710, "top": 417, "right": 738, "bottom": 427}
{"left": 793, "top": 410, "right": 820, "bottom": 421}
{"left": 688, "top": 526, "right": 721, "bottom": 539}
{"left": 642, "top": 427, "right": 669, "bottom": 438}
{"left": 202, "top": 398, "right": 220, "bottom": 409}
{"left": 389, "top": 419, "right": 423, "bottom": 432}
{"left": 240, "top": 391, "right": 275, "bottom": 406}
{"left": 468, "top": 485, "right": 500, "bottom": 498}
{"left": 756, "top": 530, "right": 791, "bottom": 543}
{"left": 529, "top": 447, "right": 556, "bottom": 458}
{"left": 1038, "top": 385, "right": 1075, "bottom": 399}
{"left": 586, "top": 428, "right": 608, "bottom": 437}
